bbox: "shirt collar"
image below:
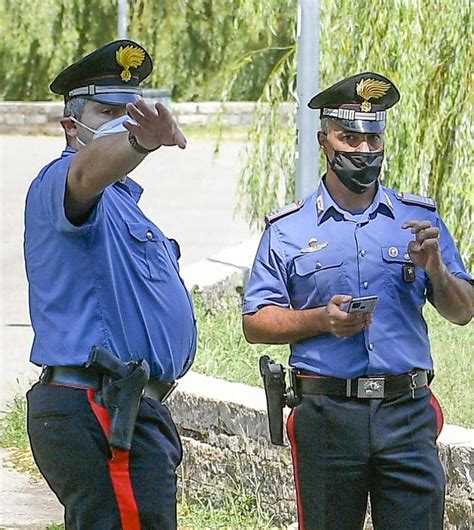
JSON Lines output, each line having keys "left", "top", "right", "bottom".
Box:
{"left": 315, "top": 178, "right": 394, "bottom": 225}
{"left": 113, "top": 177, "right": 144, "bottom": 203}
{"left": 62, "top": 145, "right": 76, "bottom": 157}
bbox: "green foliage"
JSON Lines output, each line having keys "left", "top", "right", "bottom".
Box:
{"left": 0, "top": 0, "right": 290, "bottom": 102}
{"left": 1, "top": 0, "right": 118, "bottom": 100}
{"left": 1, "top": 0, "right": 471, "bottom": 261}
{"left": 233, "top": 0, "right": 473, "bottom": 266}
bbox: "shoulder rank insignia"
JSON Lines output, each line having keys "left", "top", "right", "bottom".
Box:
{"left": 265, "top": 199, "right": 304, "bottom": 224}
{"left": 396, "top": 192, "right": 436, "bottom": 210}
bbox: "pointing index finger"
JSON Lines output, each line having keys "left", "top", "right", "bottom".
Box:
{"left": 402, "top": 220, "right": 432, "bottom": 233}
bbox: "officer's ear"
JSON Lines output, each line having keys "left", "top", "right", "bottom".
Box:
{"left": 60, "top": 117, "right": 78, "bottom": 140}
{"left": 318, "top": 131, "right": 329, "bottom": 156}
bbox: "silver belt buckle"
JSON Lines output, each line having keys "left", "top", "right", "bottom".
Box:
{"left": 357, "top": 377, "right": 385, "bottom": 398}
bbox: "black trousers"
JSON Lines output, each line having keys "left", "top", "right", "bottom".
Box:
{"left": 287, "top": 386, "right": 445, "bottom": 530}
{"left": 27, "top": 382, "right": 182, "bottom": 530}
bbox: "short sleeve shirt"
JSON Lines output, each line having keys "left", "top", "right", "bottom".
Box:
{"left": 243, "top": 179, "right": 472, "bottom": 378}
{"left": 24, "top": 146, "right": 197, "bottom": 380}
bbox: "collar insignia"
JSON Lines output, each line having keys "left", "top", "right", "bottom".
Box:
{"left": 356, "top": 78, "right": 390, "bottom": 112}
{"left": 383, "top": 191, "right": 394, "bottom": 211}
{"left": 116, "top": 45, "right": 145, "bottom": 82}
{"left": 316, "top": 194, "right": 325, "bottom": 215}
{"left": 301, "top": 238, "right": 328, "bottom": 253}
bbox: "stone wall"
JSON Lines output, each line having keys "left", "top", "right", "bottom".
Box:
{"left": 170, "top": 371, "right": 473, "bottom": 529}
{"left": 0, "top": 101, "right": 294, "bottom": 135}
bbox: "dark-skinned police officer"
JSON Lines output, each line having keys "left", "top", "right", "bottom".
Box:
{"left": 243, "top": 73, "right": 473, "bottom": 529}
{"left": 24, "top": 40, "right": 196, "bottom": 529}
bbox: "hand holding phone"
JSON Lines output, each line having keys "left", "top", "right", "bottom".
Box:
{"left": 345, "top": 295, "right": 379, "bottom": 314}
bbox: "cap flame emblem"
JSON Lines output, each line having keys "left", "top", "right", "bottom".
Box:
{"left": 116, "top": 45, "right": 145, "bottom": 82}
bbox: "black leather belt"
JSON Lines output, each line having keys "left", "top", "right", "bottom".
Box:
{"left": 296, "top": 369, "right": 428, "bottom": 399}
{"left": 41, "top": 366, "right": 176, "bottom": 403}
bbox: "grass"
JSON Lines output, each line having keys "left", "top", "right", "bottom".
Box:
{"left": 191, "top": 293, "right": 288, "bottom": 389}
{"left": 178, "top": 481, "right": 275, "bottom": 529}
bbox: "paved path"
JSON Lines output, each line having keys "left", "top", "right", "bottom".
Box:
{"left": 0, "top": 133, "right": 255, "bottom": 528}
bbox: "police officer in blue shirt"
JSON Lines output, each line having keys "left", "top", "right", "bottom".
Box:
{"left": 243, "top": 73, "right": 473, "bottom": 529}
{"left": 24, "top": 40, "right": 197, "bottom": 529}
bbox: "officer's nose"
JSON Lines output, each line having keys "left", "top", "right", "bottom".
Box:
{"left": 357, "top": 139, "right": 372, "bottom": 153}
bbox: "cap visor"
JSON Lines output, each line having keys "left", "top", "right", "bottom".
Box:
{"left": 87, "top": 93, "right": 141, "bottom": 106}
{"left": 332, "top": 118, "right": 386, "bottom": 133}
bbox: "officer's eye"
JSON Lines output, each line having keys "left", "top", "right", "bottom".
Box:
{"left": 342, "top": 134, "right": 355, "bottom": 141}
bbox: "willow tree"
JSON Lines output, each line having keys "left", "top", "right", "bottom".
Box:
{"left": 224, "top": 0, "right": 473, "bottom": 267}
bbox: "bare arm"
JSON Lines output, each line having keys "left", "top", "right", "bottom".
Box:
{"left": 66, "top": 101, "right": 186, "bottom": 221}
{"left": 427, "top": 267, "right": 473, "bottom": 325}
{"left": 403, "top": 220, "right": 473, "bottom": 325}
{"left": 243, "top": 295, "right": 372, "bottom": 344}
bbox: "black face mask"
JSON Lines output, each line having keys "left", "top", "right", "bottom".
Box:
{"left": 328, "top": 150, "right": 384, "bottom": 194}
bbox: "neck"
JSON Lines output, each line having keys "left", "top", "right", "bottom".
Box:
{"left": 324, "top": 168, "right": 377, "bottom": 212}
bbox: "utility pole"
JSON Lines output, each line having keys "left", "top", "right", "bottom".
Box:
{"left": 118, "top": 0, "right": 128, "bottom": 39}
{"left": 295, "top": 0, "right": 320, "bottom": 199}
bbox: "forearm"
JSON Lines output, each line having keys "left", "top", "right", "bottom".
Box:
{"left": 243, "top": 305, "right": 328, "bottom": 344}
{"left": 68, "top": 133, "right": 146, "bottom": 198}
{"left": 428, "top": 265, "right": 474, "bottom": 325}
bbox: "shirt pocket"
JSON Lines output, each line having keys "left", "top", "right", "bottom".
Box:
{"left": 381, "top": 245, "right": 426, "bottom": 302}
{"left": 125, "top": 221, "right": 171, "bottom": 282}
{"left": 291, "top": 249, "right": 348, "bottom": 307}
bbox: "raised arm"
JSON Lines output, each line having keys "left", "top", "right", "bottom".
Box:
{"left": 65, "top": 101, "right": 185, "bottom": 222}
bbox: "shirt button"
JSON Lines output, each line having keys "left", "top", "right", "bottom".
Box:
{"left": 315, "top": 262, "right": 322, "bottom": 269}
{"left": 363, "top": 282, "right": 369, "bottom": 289}
{"left": 146, "top": 231, "right": 153, "bottom": 240}
{"left": 368, "top": 343, "right": 374, "bottom": 351}
{"left": 404, "top": 253, "right": 410, "bottom": 261}
{"left": 360, "top": 249, "right": 366, "bottom": 257}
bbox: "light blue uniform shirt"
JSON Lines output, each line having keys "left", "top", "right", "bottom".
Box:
{"left": 243, "top": 179, "right": 471, "bottom": 378}
{"left": 24, "top": 147, "right": 196, "bottom": 380}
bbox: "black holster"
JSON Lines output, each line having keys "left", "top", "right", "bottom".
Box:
{"left": 259, "top": 355, "right": 300, "bottom": 446}
{"left": 86, "top": 347, "right": 150, "bottom": 451}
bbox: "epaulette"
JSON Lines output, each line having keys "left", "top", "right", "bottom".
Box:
{"left": 265, "top": 199, "right": 304, "bottom": 224}
{"left": 396, "top": 192, "right": 436, "bottom": 210}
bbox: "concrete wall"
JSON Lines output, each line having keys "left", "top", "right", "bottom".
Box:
{"left": 0, "top": 101, "right": 294, "bottom": 135}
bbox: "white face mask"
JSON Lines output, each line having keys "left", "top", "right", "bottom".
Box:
{"left": 71, "top": 114, "right": 137, "bottom": 145}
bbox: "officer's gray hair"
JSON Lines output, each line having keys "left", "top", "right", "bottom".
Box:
{"left": 320, "top": 117, "right": 332, "bottom": 135}
{"left": 63, "top": 97, "right": 87, "bottom": 146}
{"left": 63, "top": 97, "right": 87, "bottom": 119}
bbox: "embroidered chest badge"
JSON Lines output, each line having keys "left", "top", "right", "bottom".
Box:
{"left": 301, "top": 238, "right": 328, "bottom": 253}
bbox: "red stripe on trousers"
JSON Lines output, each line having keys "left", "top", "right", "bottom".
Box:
{"left": 429, "top": 391, "right": 444, "bottom": 438}
{"left": 87, "top": 390, "right": 141, "bottom": 530}
{"left": 287, "top": 408, "right": 305, "bottom": 530}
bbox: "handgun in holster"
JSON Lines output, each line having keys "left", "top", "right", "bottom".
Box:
{"left": 259, "top": 355, "right": 300, "bottom": 446}
{"left": 85, "top": 346, "right": 150, "bottom": 451}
